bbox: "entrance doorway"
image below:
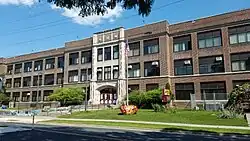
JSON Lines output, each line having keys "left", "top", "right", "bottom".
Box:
{"left": 100, "top": 87, "right": 117, "bottom": 105}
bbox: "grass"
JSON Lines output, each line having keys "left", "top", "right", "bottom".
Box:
{"left": 42, "top": 120, "right": 250, "bottom": 135}
{"left": 59, "top": 109, "right": 248, "bottom": 126}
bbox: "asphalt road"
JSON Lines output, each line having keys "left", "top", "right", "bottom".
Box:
{"left": 1, "top": 123, "right": 250, "bottom": 141}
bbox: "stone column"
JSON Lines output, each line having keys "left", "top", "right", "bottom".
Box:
{"left": 40, "top": 90, "right": 44, "bottom": 102}
{"left": 54, "top": 73, "right": 57, "bottom": 85}
{"left": 117, "top": 30, "right": 126, "bottom": 103}
{"left": 19, "top": 92, "right": 23, "bottom": 102}
{"left": 90, "top": 35, "right": 98, "bottom": 104}
{"left": 64, "top": 53, "right": 69, "bottom": 84}
{"left": 221, "top": 27, "right": 231, "bottom": 72}
{"left": 54, "top": 57, "right": 58, "bottom": 69}
{"left": 10, "top": 92, "right": 13, "bottom": 101}
{"left": 29, "top": 91, "right": 32, "bottom": 102}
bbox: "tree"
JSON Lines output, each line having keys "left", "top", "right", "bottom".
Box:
{"left": 46, "top": 0, "right": 154, "bottom": 17}
{"left": 48, "top": 87, "right": 85, "bottom": 106}
{"left": 0, "top": 93, "right": 9, "bottom": 105}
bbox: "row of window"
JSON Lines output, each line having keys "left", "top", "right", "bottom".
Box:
{"left": 173, "top": 24, "right": 250, "bottom": 52}
{"left": 174, "top": 52, "right": 250, "bottom": 75}
{"left": 10, "top": 90, "right": 53, "bottom": 102}
{"left": 5, "top": 74, "right": 63, "bottom": 88}
{"left": 7, "top": 57, "right": 64, "bottom": 74}
{"left": 129, "top": 80, "right": 249, "bottom": 100}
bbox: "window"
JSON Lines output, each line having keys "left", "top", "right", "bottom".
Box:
{"left": 144, "top": 38, "right": 159, "bottom": 54}
{"left": 5, "top": 79, "right": 12, "bottom": 88}
{"left": 33, "top": 75, "right": 42, "bottom": 86}
{"left": 69, "top": 52, "right": 79, "bottom": 65}
{"left": 97, "top": 48, "right": 103, "bottom": 61}
{"left": 24, "top": 62, "right": 32, "bottom": 73}
{"left": 97, "top": 67, "right": 103, "bottom": 80}
{"left": 128, "top": 85, "right": 139, "bottom": 93}
{"left": 128, "top": 42, "right": 140, "bottom": 57}
{"left": 45, "top": 58, "right": 55, "bottom": 70}
{"left": 23, "top": 77, "right": 31, "bottom": 87}
{"left": 81, "top": 69, "right": 87, "bottom": 82}
{"left": 68, "top": 70, "right": 78, "bottom": 83}
{"left": 144, "top": 61, "right": 160, "bottom": 77}
{"left": 173, "top": 35, "right": 192, "bottom": 52}
{"left": 14, "top": 64, "right": 22, "bottom": 74}
{"left": 113, "top": 66, "right": 119, "bottom": 79}
{"left": 81, "top": 50, "right": 92, "bottom": 64}
{"left": 113, "top": 45, "right": 119, "bottom": 59}
{"left": 198, "top": 30, "right": 222, "bottom": 48}
{"left": 34, "top": 60, "right": 43, "bottom": 71}
{"left": 233, "top": 80, "right": 250, "bottom": 88}
{"left": 199, "top": 56, "right": 225, "bottom": 74}
{"left": 104, "top": 47, "right": 111, "bottom": 60}
{"left": 175, "top": 83, "right": 194, "bottom": 100}
{"left": 229, "top": 24, "right": 250, "bottom": 44}
{"left": 44, "top": 74, "right": 54, "bottom": 85}
{"left": 231, "top": 53, "right": 250, "bottom": 71}
{"left": 57, "top": 73, "right": 63, "bottom": 84}
{"left": 104, "top": 66, "right": 111, "bottom": 80}
{"left": 200, "top": 82, "right": 227, "bottom": 100}
{"left": 174, "top": 59, "right": 193, "bottom": 75}
{"left": 14, "top": 78, "right": 21, "bottom": 88}
{"left": 128, "top": 63, "right": 140, "bottom": 78}
{"left": 7, "top": 65, "right": 13, "bottom": 75}
{"left": 146, "top": 84, "right": 159, "bottom": 91}
{"left": 88, "top": 68, "right": 92, "bottom": 80}
{"left": 58, "top": 56, "right": 64, "bottom": 68}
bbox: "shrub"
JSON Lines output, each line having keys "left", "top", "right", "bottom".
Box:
{"left": 128, "top": 90, "right": 146, "bottom": 108}
{"left": 151, "top": 103, "right": 165, "bottom": 112}
{"left": 218, "top": 108, "right": 244, "bottom": 119}
{"left": 129, "top": 89, "right": 162, "bottom": 109}
{"left": 225, "top": 83, "right": 250, "bottom": 114}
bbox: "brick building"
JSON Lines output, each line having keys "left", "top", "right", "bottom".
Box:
{"left": 2, "top": 9, "right": 250, "bottom": 107}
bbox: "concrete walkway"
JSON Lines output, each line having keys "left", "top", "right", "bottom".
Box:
{"left": 1, "top": 116, "right": 250, "bottom": 130}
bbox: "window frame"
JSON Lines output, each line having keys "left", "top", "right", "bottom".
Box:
{"left": 144, "top": 61, "right": 160, "bottom": 77}
{"left": 197, "top": 30, "right": 222, "bottom": 49}
{"left": 199, "top": 56, "right": 225, "bottom": 74}
{"left": 173, "top": 35, "right": 192, "bottom": 52}
{"left": 174, "top": 59, "right": 193, "bottom": 75}
{"left": 143, "top": 38, "right": 159, "bottom": 55}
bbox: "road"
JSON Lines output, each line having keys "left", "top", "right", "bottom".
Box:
{"left": 1, "top": 123, "right": 250, "bottom": 141}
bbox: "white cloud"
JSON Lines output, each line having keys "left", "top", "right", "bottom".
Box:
{"left": 0, "top": 0, "right": 37, "bottom": 6}
{"left": 51, "top": 4, "right": 123, "bottom": 26}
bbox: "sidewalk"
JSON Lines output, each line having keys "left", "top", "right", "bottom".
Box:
{"left": 1, "top": 116, "right": 250, "bottom": 130}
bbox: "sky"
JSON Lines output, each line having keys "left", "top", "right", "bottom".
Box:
{"left": 0, "top": 0, "right": 249, "bottom": 58}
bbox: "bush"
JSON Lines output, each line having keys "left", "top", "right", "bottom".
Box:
{"left": 129, "top": 89, "right": 162, "bottom": 109}
{"left": 225, "top": 83, "right": 250, "bottom": 114}
{"left": 151, "top": 103, "right": 165, "bottom": 112}
{"left": 218, "top": 108, "right": 244, "bottom": 119}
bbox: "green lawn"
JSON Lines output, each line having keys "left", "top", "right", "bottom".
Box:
{"left": 59, "top": 109, "right": 248, "bottom": 126}
{"left": 43, "top": 120, "right": 250, "bottom": 135}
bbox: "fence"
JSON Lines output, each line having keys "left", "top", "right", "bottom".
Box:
{"left": 189, "top": 92, "right": 228, "bottom": 111}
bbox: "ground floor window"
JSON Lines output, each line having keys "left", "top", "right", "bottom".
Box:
{"left": 146, "top": 83, "right": 159, "bottom": 91}
{"left": 175, "top": 83, "right": 194, "bottom": 100}
{"left": 200, "top": 81, "right": 227, "bottom": 100}
{"left": 233, "top": 80, "right": 250, "bottom": 88}
{"left": 128, "top": 84, "right": 139, "bottom": 93}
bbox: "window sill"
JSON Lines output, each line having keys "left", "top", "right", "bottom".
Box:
{"left": 230, "top": 42, "right": 250, "bottom": 47}
{"left": 198, "top": 46, "right": 222, "bottom": 49}
{"left": 143, "top": 52, "right": 159, "bottom": 56}
{"left": 173, "top": 50, "right": 192, "bottom": 53}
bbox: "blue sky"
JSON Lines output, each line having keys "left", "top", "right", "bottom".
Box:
{"left": 0, "top": 0, "right": 249, "bottom": 58}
